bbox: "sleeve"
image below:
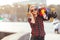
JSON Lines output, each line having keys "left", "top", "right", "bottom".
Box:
{"left": 28, "top": 18, "right": 31, "bottom": 23}
{"left": 28, "top": 18, "right": 35, "bottom": 25}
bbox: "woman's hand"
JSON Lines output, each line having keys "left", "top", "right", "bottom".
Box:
{"left": 43, "top": 14, "right": 48, "bottom": 19}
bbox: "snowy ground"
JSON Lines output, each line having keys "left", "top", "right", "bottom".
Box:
{"left": 1, "top": 20, "right": 60, "bottom": 40}
{"left": 44, "top": 21, "right": 60, "bottom": 40}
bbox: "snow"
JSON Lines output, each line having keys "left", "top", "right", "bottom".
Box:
{"left": 1, "top": 20, "right": 60, "bottom": 40}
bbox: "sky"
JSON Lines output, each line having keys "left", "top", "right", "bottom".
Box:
{"left": 46, "top": 0, "right": 60, "bottom": 5}
{"left": 0, "top": 0, "right": 60, "bottom": 6}
{"left": 0, "top": 0, "right": 28, "bottom": 6}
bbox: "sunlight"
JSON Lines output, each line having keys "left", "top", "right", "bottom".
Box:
{"left": 0, "top": 0, "right": 28, "bottom": 6}
{"left": 46, "top": 0, "right": 60, "bottom": 6}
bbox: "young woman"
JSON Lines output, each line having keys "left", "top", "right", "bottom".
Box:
{"left": 28, "top": 5, "right": 47, "bottom": 40}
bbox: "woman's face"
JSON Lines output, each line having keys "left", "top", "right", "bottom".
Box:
{"left": 29, "top": 5, "right": 38, "bottom": 15}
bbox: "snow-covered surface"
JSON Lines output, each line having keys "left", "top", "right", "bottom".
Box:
{"left": 45, "top": 33, "right": 60, "bottom": 40}
{"left": 2, "top": 32, "right": 30, "bottom": 40}
{"left": 1, "top": 19, "right": 60, "bottom": 40}
{"left": 0, "top": 22, "right": 31, "bottom": 33}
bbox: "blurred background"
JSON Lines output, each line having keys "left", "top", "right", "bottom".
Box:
{"left": 0, "top": 0, "right": 59, "bottom": 22}
{"left": 0, "top": 0, "right": 60, "bottom": 40}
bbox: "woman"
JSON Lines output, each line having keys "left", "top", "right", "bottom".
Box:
{"left": 28, "top": 5, "right": 47, "bottom": 40}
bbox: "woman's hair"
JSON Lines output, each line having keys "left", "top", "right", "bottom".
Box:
{"left": 29, "top": 5, "right": 37, "bottom": 11}
{"left": 27, "top": 5, "right": 39, "bottom": 17}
